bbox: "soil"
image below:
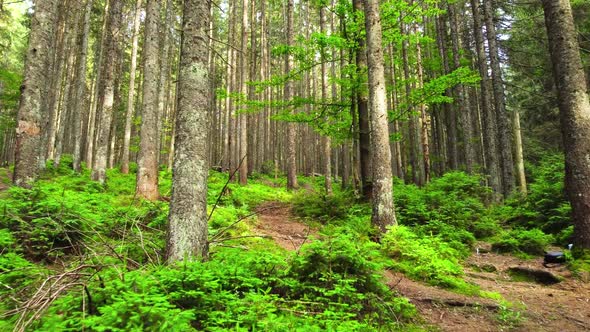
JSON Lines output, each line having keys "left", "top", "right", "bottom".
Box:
{"left": 254, "top": 202, "right": 316, "bottom": 251}
{"left": 254, "top": 202, "right": 590, "bottom": 331}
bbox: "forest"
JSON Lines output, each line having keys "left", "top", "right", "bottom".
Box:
{"left": 0, "top": 0, "right": 589, "bottom": 330}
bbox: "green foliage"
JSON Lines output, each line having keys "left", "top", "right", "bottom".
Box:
{"left": 292, "top": 188, "right": 359, "bottom": 223}
{"left": 34, "top": 244, "right": 415, "bottom": 331}
{"left": 284, "top": 229, "right": 416, "bottom": 326}
{"left": 491, "top": 229, "right": 553, "bottom": 256}
{"left": 382, "top": 226, "right": 479, "bottom": 294}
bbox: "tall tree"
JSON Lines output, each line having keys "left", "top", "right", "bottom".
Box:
{"left": 363, "top": 0, "right": 397, "bottom": 233}
{"left": 238, "top": 0, "right": 249, "bottom": 185}
{"left": 541, "top": 0, "right": 590, "bottom": 249}
{"left": 353, "top": 0, "right": 373, "bottom": 198}
{"left": 91, "top": 0, "right": 123, "bottom": 183}
{"left": 483, "top": 0, "right": 515, "bottom": 196}
{"left": 121, "top": 0, "right": 143, "bottom": 174}
{"left": 320, "top": 3, "right": 332, "bottom": 195}
{"left": 72, "top": 0, "right": 93, "bottom": 172}
{"left": 13, "top": 0, "right": 57, "bottom": 187}
{"left": 166, "top": 0, "right": 210, "bottom": 262}
{"left": 136, "top": 0, "right": 161, "bottom": 200}
{"left": 285, "top": 0, "right": 298, "bottom": 189}
{"left": 471, "top": 0, "right": 502, "bottom": 196}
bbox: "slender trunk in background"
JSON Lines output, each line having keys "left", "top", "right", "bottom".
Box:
{"left": 320, "top": 5, "right": 332, "bottom": 195}
{"left": 513, "top": 110, "right": 527, "bottom": 195}
{"left": 136, "top": 0, "right": 161, "bottom": 200}
{"left": 14, "top": 0, "right": 58, "bottom": 187}
{"left": 541, "top": 0, "right": 590, "bottom": 249}
{"left": 285, "top": 0, "right": 298, "bottom": 189}
{"left": 121, "top": 0, "right": 143, "bottom": 174}
{"left": 449, "top": 2, "right": 476, "bottom": 172}
{"left": 166, "top": 0, "right": 210, "bottom": 262}
{"left": 73, "top": 0, "right": 93, "bottom": 172}
{"left": 86, "top": 0, "right": 109, "bottom": 170}
{"left": 363, "top": 0, "right": 397, "bottom": 233}
{"left": 436, "top": 13, "right": 458, "bottom": 171}
{"left": 158, "top": 0, "right": 173, "bottom": 166}
{"left": 413, "top": 22, "right": 430, "bottom": 184}
{"left": 91, "top": 0, "right": 122, "bottom": 184}
{"left": 223, "top": 1, "right": 234, "bottom": 172}
{"left": 471, "top": 0, "right": 502, "bottom": 196}
{"left": 483, "top": 0, "right": 515, "bottom": 197}
{"left": 353, "top": 0, "right": 372, "bottom": 198}
{"left": 54, "top": 25, "right": 78, "bottom": 167}
{"left": 238, "top": 0, "right": 249, "bottom": 185}
{"left": 402, "top": 9, "right": 425, "bottom": 186}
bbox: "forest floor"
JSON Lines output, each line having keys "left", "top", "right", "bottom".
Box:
{"left": 255, "top": 202, "right": 590, "bottom": 332}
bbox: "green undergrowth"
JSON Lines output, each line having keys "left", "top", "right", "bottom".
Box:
{"left": 0, "top": 158, "right": 420, "bottom": 331}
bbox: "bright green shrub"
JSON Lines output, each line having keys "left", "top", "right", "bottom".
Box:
{"left": 382, "top": 226, "right": 479, "bottom": 294}
{"left": 492, "top": 228, "right": 553, "bottom": 256}
{"left": 292, "top": 190, "right": 358, "bottom": 223}
{"left": 283, "top": 229, "right": 416, "bottom": 326}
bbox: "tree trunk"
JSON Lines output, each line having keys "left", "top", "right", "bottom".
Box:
{"left": 471, "top": 0, "right": 502, "bottom": 196}
{"left": 320, "top": 5, "right": 332, "bottom": 195}
{"left": 121, "top": 0, "right": 143, "bottom": 174}
{"left": 72, "top": 0, "right": 93, "bottom": 172}
{"left": 136, "top": 0, "right": 161, "bottom": 200}
{"left": 166, "top": 0, "right": 210, "bottom": 262}
{"left": 13, "top": 0, "right": 57, "bottom": 187}
{"left": 285, "top": 0, "right": 298, "bottom": 189}
{"left": 483, "top": 0, "right": 514, "bottom": 197}
{"left": 238, "top": 0, "right": 249, "bottom": 185}
{"left": 91, "top": 0, "right": 122, "bottom": 184}
{"left": 541, "top": 0, "right": 590, "bottom": 249}
{"left": 353, "top": 0, "right": 373, "bottom": 198}
{"left": 449, "top": 1, "right": 476, "bottom": 173}
{"left": 363, "top": 0, "right": 397, "bottom": 233}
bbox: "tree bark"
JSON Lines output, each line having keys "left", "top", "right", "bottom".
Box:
{"left": 72, "top": 0, "right": 93, "bottom": 172}
{"left": 353, "top": 0, "right": 373, "bottom": 198}
{"left": 483, "top": 0, "right": 515, "bottom": 197}
{"left": 91, "top": 0, "right": 122, "bottom": 184}
{"left": 285, "top": 0, "right": 298, "bottom": 189}
{"left": 121, "top": 0, "right": 143, "bottom": 174}
{"left": 13, "top": 0, "right": 57, "bottom": 187}
{"left": 238, "top": 0, "right": 249, "bottom": 185}
{"left": 136, "top": 0, "right": 161, "bottom": 200}
{"left": 541, "top": 0, "right": 590, "bottom": 249}
{"left": 166, "top": 0, "right": 210, "bottom": 262}
{"left": 471, "top": 0, "right": 502, "bottom": 196}
{"left": 363, "top": 0, "right": 397, "bottom": 233}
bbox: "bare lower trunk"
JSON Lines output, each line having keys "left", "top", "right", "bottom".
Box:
{"left": 136, "top": 0, "right": 161, "bottom": 200}
{"left": 14, "top": 0, "right": 58, "bottom": 187}
{"left": 353, "top": 0, "right": 373, "bottom": 198}
{"left": 541, "top": 0, "right": 590, "bottom": 249}
{"left": 121, "top": 0, "right": 143, "bottom": 174}
{"left": 471, "top": 0, "right": 502, "bottom": 196}
{"left": 285, "top": 0, "right": 298, "bottom": 189}
{"left": 72, "top": 0, "right": 93, "bottom": 172}
{"left": 364, "top": 0, "right": 397, "bottom": 233}
{"left": 483, "top": 0, "right": 514, "bottom": 197}
{"left": 166, "top": 0, "right": 210, "bottom": 262}
{"left": 91, "top": 0, "right": 122, "bottom": 184}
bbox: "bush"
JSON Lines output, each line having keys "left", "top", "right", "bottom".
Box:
{"left": 492, "top": 229, "right": 553, "bottom": 256}
{"left": 382, "top": 226, "right": 479, "bottom": 294}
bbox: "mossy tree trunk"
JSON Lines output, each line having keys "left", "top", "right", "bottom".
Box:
{"left": 166, "top": 0, "right": 210, "bottom": 262}
{"left": 541, "top": 0, "right": 590, "bottom": 249}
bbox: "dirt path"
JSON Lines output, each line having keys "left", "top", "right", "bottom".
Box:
{"left": 465, "top": 251, "right": 590, "bottom": 332}
{"left": 254, "top": 202, "right": 590, "bottom": 331}
{"left": 254, "top": 202, "right": 315, "bottom": 251}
